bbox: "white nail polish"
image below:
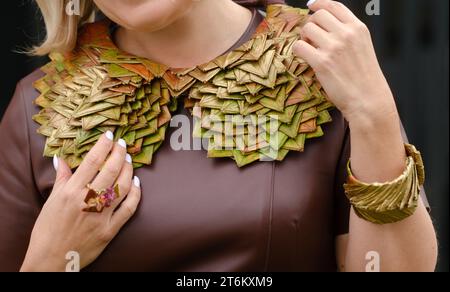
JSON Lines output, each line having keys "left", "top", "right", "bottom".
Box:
{"left": 307, "top": 0, "right": 317, "bottom": 6}
{"left": 53, "top": 155, "right": 59, "bottom": 171}
{"left": 118, "top": 139, "right": 127, "bottom": 148}
{"left": 133, "top": 176, "right": 141, "bottom": 188}
{"left": 125, "top": 154, "right": 132, "bottom": 164}
{"left": 105, "top": 131, "right": 114, "bottom": 141}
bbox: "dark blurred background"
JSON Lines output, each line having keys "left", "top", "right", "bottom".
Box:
{"left": 0, "top": 0, "right": 448, "bottom": 272}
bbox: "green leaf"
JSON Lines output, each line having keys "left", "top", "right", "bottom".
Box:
{"left": 106, "top": 64, "right": 136, "bottom": 78}
{"left": 132, "top": 145, "right": 154, "bottom": 165}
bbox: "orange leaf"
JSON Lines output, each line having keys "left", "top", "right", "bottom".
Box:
{"left": 120, "top": 63, "right": 154, "bottom": 81}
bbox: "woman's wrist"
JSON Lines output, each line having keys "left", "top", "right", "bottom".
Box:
{"left": 20, "top": 261, "right": 67, "bottom": 272}
{"left": 20, "top": 252, "right": 66, "bottom": 272}
{"left": 345, "top": 96, "right": 400, "bottom": 135}
{"left": 344, "top": 94, "right": 408, "bottom": 183}
{"left": 20, "top": 258, "right": 65, "bottom": 272}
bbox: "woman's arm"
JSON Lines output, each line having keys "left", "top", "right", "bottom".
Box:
{"left": 294, "top": 0, "right": 437, "bottom": 271}
{"left": 342, "top": 107, "right": 436, "bottom": 272}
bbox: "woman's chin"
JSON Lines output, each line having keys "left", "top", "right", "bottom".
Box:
{"left": 95, "top": 0, "right": 194, "bottom": 32}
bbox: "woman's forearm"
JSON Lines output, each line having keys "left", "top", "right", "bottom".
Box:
{"left": 344, "top": 105, "right": 438, "bottom": 272}
{"left": 291, "top": 0, "right": 438, "bottom": 271}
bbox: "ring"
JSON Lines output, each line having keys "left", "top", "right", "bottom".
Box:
{"left": 83, "top": 184, "right": 120, "bottom": 213}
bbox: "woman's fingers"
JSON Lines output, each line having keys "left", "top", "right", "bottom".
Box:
{"left": 110, "top": 176, "right": 141, "bottom": 233}
{"left": 293, "top": 40, "right": 319, "bottom": 68}
{"left": 308, "top": 0, "right": 357, "bottom": 24}
{"left": 308, "top": 8, "right": 344, "bottom": 33}
{"left": 90, "top": 139, "right": 127, "bottom": 192}
{"left": 107, "top": 154, "right": 134, "bottom": 212}
{"left": 301, "top": 22, "right": 329, "bottom": 49}
{"left": 69, "top": 131, "right": 115, "bottom": 190}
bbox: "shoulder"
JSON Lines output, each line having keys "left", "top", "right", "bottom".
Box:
{"left": 1, "top": 68, "right": 55, "bottom": 193}
{"left": 0, "top": 69, "right": 44, "bottom": 127}
{"left": 15, "top": 68, "right": 45, "bottom": 108}
{"left": 19, "top": 67, "right": 45, "bottom": 85}
{"left": 1, "top": 69, "right": 46, "bottom": 146}
{"left": 0, "top": 69, "right": 44, "bottom": 163}
{"left": 1, "top": 68, "right": 47, "bottom": 154}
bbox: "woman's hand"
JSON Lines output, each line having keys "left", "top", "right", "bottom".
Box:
{"left": 20, "top": 131, "right": 141, "bottom": 272}
{"left": 293, "top": 0, "right": 398, "bottom": 125}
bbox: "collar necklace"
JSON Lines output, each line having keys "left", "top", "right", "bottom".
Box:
{"left": 33, "top": 4, "right": 334, "bottom": 169}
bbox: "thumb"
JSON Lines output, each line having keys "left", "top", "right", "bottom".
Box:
{"left": 53, "top": 155, "right": 72, "bottom": 189}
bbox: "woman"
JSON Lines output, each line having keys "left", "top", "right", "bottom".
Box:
{"left": 0, "top": 0, "right": 438, "bottom": 272}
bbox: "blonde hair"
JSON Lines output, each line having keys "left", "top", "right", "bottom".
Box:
{"left": 32, "top": 0, "right": 96, "bottom": 56}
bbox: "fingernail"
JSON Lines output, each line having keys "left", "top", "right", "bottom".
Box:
{"left": 118, "top": 139, "right": 127, "bottom": 148}
{"left": 307, "top": 0, "right": 317, "bottom": 6}
{"left": 53, "top": 155, "right": 59, "bottom": 171}
{"left": 125, "top": 154, "right": 132, "bottom": 164}
{"left": 105, "top": 131, "right": 114, "bottom": 141}
{"left": 133, "top": 176, "right": 140, "bottom": 188}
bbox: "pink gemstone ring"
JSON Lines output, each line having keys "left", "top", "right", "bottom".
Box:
{"left": 83, "top": 184, "right": 120, "bottom": 213}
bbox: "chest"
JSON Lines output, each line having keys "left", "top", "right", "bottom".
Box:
{"left": 36, "top": 111, "right": 346, "bottom": 271}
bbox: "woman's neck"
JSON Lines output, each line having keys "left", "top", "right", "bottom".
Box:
{"left": 114, "top": 0, "right": 253, "bottom": 69}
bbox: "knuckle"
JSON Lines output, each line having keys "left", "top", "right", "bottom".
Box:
{"left": 334, "top": 1, "right": 346, "bottom": 10}
{"left": 301, "top": 25, "right": 314, "bottom": 40}
{"left": 304, "top": 22, "right": 314, "bottom": 31}
{"left": 341, "top": 28, "right": 355, "bottom": 41}
{"left": 61, "top": 186, "right": 76, "bottom": 201}
{"left": 118, "top": 181, "right": 131, "bottom": 196}
{"left": 98, "top": 135, "right": 113, "bottom": 147}
{"left": 328, "top": 41, "right": 344, "bottom": 54}
{"left": 318, "top": 54, "right": 333, "bottom": 71}
{"left": 314, "top": 9, "right": 327, "bottom": 19}
{"left": 124, "top": 202, "right": 138, "bottom": 218}
{"left": 134, "top": 190, "right": 142, "bottom": 203}
{"left": 103, "top": 163, "right": 122, "bottom": 179}
{"left": 315, "top": 62, "right": 326, "bottom": 73}
{"left": 58, "top": 191, "right": 71, "bottom": 204}
{"left": 355, "top": 21, "right": 369, "bottom": 34}
{"left": 58, "top": 171, "right": 72, "bottom": 182}
{"left": 98, "top": 228, "right": 115, "bottom": 244}
{"left": 84, "top": 153, "right": 103, "bottom": 169}
{"left": 327, "top": 1, "right": 342, "bottom": 12}
{"left": 294, "top": 41, "right": 305, "bottom": 53}
{"left": 54, "top": 177, "right": 68, "bottom": 190}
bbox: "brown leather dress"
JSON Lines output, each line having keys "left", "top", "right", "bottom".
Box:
{"left": 0, "top": 8, "right": 428, "bottom": 272}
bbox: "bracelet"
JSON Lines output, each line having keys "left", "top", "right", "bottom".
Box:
{"left": 343, "top": 144, "right": 425, "bottom": 225}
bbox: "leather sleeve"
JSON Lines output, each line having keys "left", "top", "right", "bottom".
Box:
{"left": 0, "top": 81, "right": 43, "bottom": 272}
{"left": 334, "top": 120, "right": 431, "bottom": 236}
{"left": 333, "top": 125, "right": 351, "bottom": 236}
